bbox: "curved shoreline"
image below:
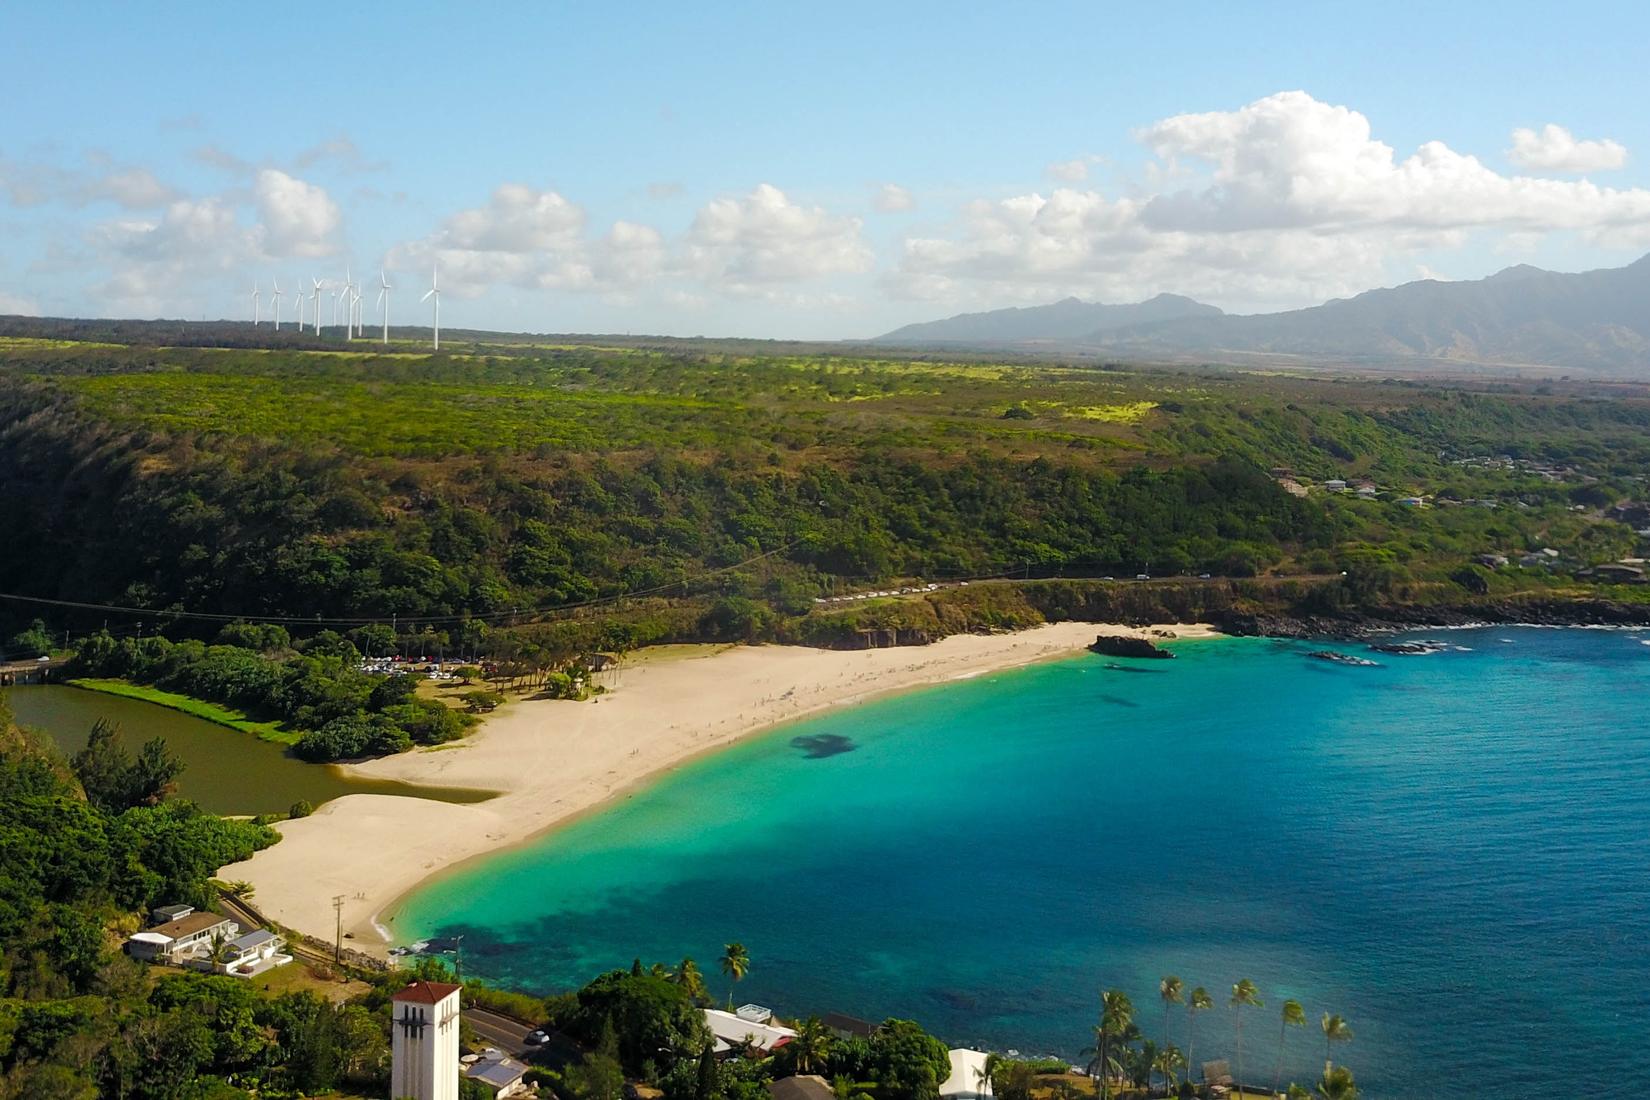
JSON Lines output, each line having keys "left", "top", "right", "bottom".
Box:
{"left": 221, "top": 622, "right": 1221, "bottom": 955}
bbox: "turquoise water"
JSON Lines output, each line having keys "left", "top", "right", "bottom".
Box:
{"left": 395, "top": 629, "right": 1650, "bottom": 1098}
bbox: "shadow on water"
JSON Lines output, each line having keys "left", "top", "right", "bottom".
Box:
{"left": 790, "top": 733, "right": 856, "bottom": 759}
{"left": 1101, "top": 662, "right": 1167, "bottom": 674}
{"left": 1096, "top": 694, "right": 1141, "bottom": 708}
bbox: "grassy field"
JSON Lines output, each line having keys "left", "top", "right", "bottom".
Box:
{"left": 67, "top": 678, "right": 296, "bottom": 744}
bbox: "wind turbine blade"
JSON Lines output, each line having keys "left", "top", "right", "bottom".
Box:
{"left": 421, "top": 288, "right": 435, "bottom": 303}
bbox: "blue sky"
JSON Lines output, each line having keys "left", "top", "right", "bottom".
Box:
{"left": 4, "top": 1, "right": 1649, "bottom": 337}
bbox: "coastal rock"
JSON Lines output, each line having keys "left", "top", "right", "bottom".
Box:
{"left": 1089, "top": 634, "right": 1174, "bottom": 659}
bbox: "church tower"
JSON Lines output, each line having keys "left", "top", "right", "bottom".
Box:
{"left": 390, "top": 979, "right": 462, "bottom": 1100}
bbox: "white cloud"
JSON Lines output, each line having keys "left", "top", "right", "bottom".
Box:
{"left": 85, "top": 168, "right": 179, "bottom": 209}
{"left": 1046, "top": 158, "right": 1090, "bottom": 183}
{"left": 872, "top": 183, "right": 915, "bottom": 212}
{"left": 439, "top": 184, "right": 584, "bottom": 252}
{"left": 895, "top": 91, "right": 1650, "bottom": 311}
{"left": 253, "top": 169, "right": 341, "bottom": 257}
{"left": 1508, "top": 124, "right": 1627, "bottom": 174}
{"left": 683, "top": 183, "right": 872, "bottom": 291}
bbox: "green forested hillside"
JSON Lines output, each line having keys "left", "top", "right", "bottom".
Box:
{"left": 0, "top": 337, "right": 1646, "bottom": 640}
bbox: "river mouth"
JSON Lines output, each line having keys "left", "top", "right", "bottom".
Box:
{"left": 5, "top": 684, "right": 496, "bottom": 815}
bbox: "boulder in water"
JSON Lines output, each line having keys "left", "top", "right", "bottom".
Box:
{"left": 1089, "top": 634, "right": 1174, "bottom": 659}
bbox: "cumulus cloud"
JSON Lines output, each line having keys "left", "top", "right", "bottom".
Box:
{"left": 1045, "top": 158, "right": 1090, "bottom": 183}
{"left": 895, "top": 91, "right": 1650, "bottom": 311}
{"left": 253, "top": 169, "right": 342, "bottom": 257}
{"left": 388, "top": 184, "right": 594, "bottom": 297}
{"left": 1508, "top": 124, "right": 1627, "bottom": 174}
{"left": 683, "top": 183, "right": 872, "bottom": 290}
{"left": 872, "top": 183, "right": 915, "bottom": 212}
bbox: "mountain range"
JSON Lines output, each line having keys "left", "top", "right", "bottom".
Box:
{"left": 874, "top": 255, "right": 1650, "bottom": 374}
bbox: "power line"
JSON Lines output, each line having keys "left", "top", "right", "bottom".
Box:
{"left": 0, "top": 538, "right": 804, "bottom": 630}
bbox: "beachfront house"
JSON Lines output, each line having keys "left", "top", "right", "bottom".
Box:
{"left": 703, "top": 1007, "right": 797, "bottom": 1056}
{"left": 125, "top": 911, "right": 239, "bottom": 964}
{"left": 150, "top": 903, "right": 194, "bottom": 925}
{"left": 464, "top": 1051, "right": 531, "bottom": 1097}
{"left": 820, "top": 1012, "right": 876, "bottom": 1041}
{"left": 210, "top": 928, "right": 291, "bottom": 976}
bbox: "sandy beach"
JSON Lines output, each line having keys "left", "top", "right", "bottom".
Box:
{"left": 222, "top": 621, "right": 1219, "bottom": 952}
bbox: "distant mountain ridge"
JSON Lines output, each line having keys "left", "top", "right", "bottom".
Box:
{"left": 877, "top": 255, "right": 1650, "bottom": 375}
{"left": 874, "top": 293, "right": 1223, "bottom": 345}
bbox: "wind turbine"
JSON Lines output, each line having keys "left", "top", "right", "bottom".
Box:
{"left": 294, "top": 278, "right": 306, "bottom": 329}
{"left": 270, "top": 278, "right": 283, "bottom": 332}
{"left": 311, "top": 278, "right": 323, "bottom": 335}
{"left": 377, "top": 267, "right": 392, "bottom": 344}
{"left": 250, "top": 281, "right": 261, "bottom": 326}
{"left": 342, "top": 264, "right": 354, "bottom": 338}
{"left": 420, "top": 263, "right": 440, "bottom": 350}
{"left": 352, "top": 284, "right": 364, "bottom": 338}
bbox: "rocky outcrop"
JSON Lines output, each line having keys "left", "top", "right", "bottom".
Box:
{"left": 1089, "top": 634, "right": 1175, "bottom": 659}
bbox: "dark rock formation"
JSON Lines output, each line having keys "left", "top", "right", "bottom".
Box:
{"left": 1089, "top": 634, "right": 1175, "bottom": 659}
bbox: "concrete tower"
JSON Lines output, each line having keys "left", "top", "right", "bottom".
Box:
{"left": 390, "top": 979, "right": 461, "bottom": 1100}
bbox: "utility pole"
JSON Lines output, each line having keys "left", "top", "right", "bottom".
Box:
{"left": 332, "top": 894, "right": 345, "bottom": 965}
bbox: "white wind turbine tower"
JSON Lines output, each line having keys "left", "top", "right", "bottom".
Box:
{"left": 311, "top": 278, "right": 323, "bottom": 335}
{"left": 294, "top": 277, "right": 306, "bottom": 329}
{"left": 250, "top": 281, "right": 261, "bottom": 326}
{"left": 420, "top": 263, "right": 440, "bottom": 350}
{"left": 377, "top": 267, "right": 392, "bottom": 344}
{"left": 342, "top": 265, "right": 356, "bottom": 338}
{"left": 270, "top": 278, "right": 283, "bottom": 332}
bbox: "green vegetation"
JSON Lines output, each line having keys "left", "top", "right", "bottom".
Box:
{"left": 68, "top": 627, "right": 474, "bottom": 763}
{"left": 68, "top": 678, "right": 291, "bottom": 743}
{"left": 1, "top": 339, "right": 1646, "bottom": 649}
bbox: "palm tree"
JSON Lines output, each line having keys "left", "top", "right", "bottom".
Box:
{"left": 792, "top": 1017, "right": 834, "bottom": 1074}
{"left": 1229, "top": 980, "right": 1262, "bottom": 1097}
{"left": 206, "top": 930, "right": 234, "bottom": 969}
{"left": 1285, "top": 1085, "right": 1311, "bottom": 1100}
{"left": 1274, "top": 999, "right": 1306, "bottom": 1096}
{"left": 1315, "top": 1063, "right": 1358, "bottom": 1100}
{"left": 1153, "top": 1045, "right": 1185, "bottom": 1098}
{"left": 1096, "top": 989, "right": 1134, "bottom": 1100}
{"left": 719, "top": 942, "right": 750, "bottom": 1009}
{"left": 1185, "top": 987, "right": 1212, "bottom": 1088}
{"left": 1320, "top": 1014, "right": 1353, "bottom": 1064}
{"left": 1159, "top": 975, "right": 1183, "bottom": 1055}
{"left": 673, "top": 957, "right": 708, "bottom": 1004}
{"left": 974, "top": 1052, "right": 999, "bottom": 1099}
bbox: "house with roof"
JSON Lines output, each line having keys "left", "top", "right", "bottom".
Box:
{"left": 703, "top": 1007, "right": 797, "bottom": 1056}
{"left": 464, "top": 1050, "right": 531, "bottom": 1097}
{"left": 211, "top": 928, "right": 291, "bottom": 976}
{"left": 820, "top": 1012, "right": 877, "bottom": 1041}
{"left": 125, "top": 911, "right": 239, "bottom": 964}
{"left": 770, "top": 1076, "right": 836, "bottom": 1100}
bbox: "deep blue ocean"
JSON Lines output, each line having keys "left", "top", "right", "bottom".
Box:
{"left": 395, "top": 628, "right": 1650, "bottom": 1098}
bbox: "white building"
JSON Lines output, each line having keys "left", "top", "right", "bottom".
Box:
{"left": 214, "top": 929, "right": 291, "bottom": 976}
{"left": 940, "top": 1049, "right": 994, "bottom": 1100}
{"left": 703, "top": 1007, "right": 798, "bottom": 1055}
{"left": 125, "top": 911, "right": 239, "bottom": 964}
{"left": 391, "top": 980, "right": 463, "bottom": 1100}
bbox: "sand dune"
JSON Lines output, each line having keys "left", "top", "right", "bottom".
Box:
{"left": 222, "top": 622, "right": 1218, "bottom": 951}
